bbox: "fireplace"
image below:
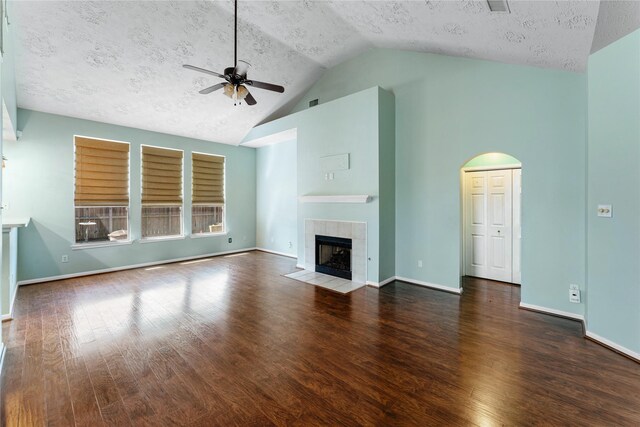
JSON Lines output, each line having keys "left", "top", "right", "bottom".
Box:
{"left": 315, "top": 235, "right": 352, "bottom": 280}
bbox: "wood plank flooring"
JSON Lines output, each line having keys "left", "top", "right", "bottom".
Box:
{"left": 2, "top": 251, "right": 639, "bottom": 426}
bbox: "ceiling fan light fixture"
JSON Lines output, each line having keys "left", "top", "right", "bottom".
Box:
{"left": 223, "top": 83, "right": 235, "bottom": 98}
{"left": 182, "top": 0, "right": 284, "bottom": 107}
{"left": 236, "top": 85, "right": 248, "bottom": 100}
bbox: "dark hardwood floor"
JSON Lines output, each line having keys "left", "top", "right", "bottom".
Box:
{"left": 2, "top": 251, "right": 639, "bottom": 426}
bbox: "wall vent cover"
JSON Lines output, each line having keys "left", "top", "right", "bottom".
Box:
{"left": 487, "top": 0, "right": 510, "bottom": 12}
{"left": 309, "top": 99, "right": 319, "bottom": 108}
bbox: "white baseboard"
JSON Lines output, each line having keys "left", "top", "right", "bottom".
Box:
{"left": 394, "top": 276, "right": 463, "bottom": 295}
{"left": 366, "top": 276, "right": 396, "bottom": 288}
{"left": 518, "top": 302, "right": 585, "bottom": 322}
{"left": 295, "top": 263, "right": 305, "bottom": 269}
{"left": 18, "top": 247, "right": 258, "bottom": 286}
{"left": 255, "top": 247, "right": 297, "bottom": 259}
{"left": 1, "top": 286, "right": 18, "bottom": 321}
{"left": 585, "top": 330, "right": 640, "bottom": 362}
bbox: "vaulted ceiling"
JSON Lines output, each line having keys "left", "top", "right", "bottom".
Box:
{"left": 12, "top": 1, "right": 617, "bottom": 145}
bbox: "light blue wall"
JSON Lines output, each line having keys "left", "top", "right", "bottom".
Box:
{"left": 256, "top": 140, "right": 297, "bottom": 256}
{"left": 296, "top": 88, "right": 381, "bottom": 283}
{"left": 246, "top": 87, "right": 389, "bottom": 283}
{"left": 290, "top": 48, "right": 587, "bottom": 312}
{"left": 4, "top": 109, "right": 256, "bottom": 282}
{"left": 378, "top": 89, "right": 395, "bottom": 282}
{"left": 587, "top": 30, "right": 640, "bottom": 353}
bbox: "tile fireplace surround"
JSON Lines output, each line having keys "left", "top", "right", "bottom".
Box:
{"left": 304, "top": 219, "right": 367, "bottom": 284}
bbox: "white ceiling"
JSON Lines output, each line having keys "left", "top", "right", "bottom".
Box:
{"left": 13, "top": 1, "right": 606, "bottom": 145}
{"left": 591, "top": 0, "right": 640, "bottom": 53}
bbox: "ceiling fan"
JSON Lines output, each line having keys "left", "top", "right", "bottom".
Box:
{"left": 183, "top": 0, "right": 284, "bottom": 106}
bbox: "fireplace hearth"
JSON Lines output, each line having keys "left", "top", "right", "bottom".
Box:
{"left": 315, "top": 235, "right": 352, "bottom": 280}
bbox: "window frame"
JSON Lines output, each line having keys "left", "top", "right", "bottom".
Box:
{"left": 140, "top": 144, "right": 185, "bottom": 242}
{"left": 72, "top": 135, "right": 132, "bottom": 248}
{"left": 191, "top": 151, "right": 226, "bottom": 237}
{"left": 190, "top": 203, "right": 226, "bottom": 238}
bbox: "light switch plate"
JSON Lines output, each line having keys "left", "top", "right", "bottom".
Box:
{"left": 597, "top": 204, "right": 612, "bottom": 218}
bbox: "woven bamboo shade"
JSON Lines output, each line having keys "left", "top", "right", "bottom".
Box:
{"left": 192, "top": 153, "right": 224, "bottom": 205}
{"left": 75, "top": 136, "right": 130, "bottom": 206}
{"left": 142, "top": 146, "right": 184, "bottom": 205}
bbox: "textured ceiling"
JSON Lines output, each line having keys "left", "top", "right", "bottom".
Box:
{"left": 15, "top": 1, "right": 601, "bottom": 145}
{"left": 591, "top": 0, "right": 640, "bottom": 53}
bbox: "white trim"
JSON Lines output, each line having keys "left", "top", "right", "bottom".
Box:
{"left": 461, "top": 164, "right": 522, "bottom": 172}
{"left": 518, "top": 302, "right": 585, "bottom": 321}
{"left": 585, "top": 330, "right": 640, "bottom": 361}
{"left": 2, "top": 218, "right": 30, "bottom": 230}
{"left": 139, "top": 235, "right": 186, "bottom": 244}
{"left": 1, "top": 283, "right": 19, "bottom": 321}
{"left": 295, "top": 263, "right": 305, "bottom": 269}
{"left": 395, "top": 276, "right": 463, "bottom": 295}
{"left": 190, "top": 232, "right": 227, "bottom": 239}
{"left": 241, "top": 128, "right": 297, "bottom": 148}
{"left": 0, "top": 344, "right": 5, "bottom": 377}
{"left": 366, "top": 276, "right": 396, "bottom": 288}
{"left": 71, "top": 240, "right": 133, "bottom": 250}
{"left": 18, "top": 247, "right": 258, "bottom": 286}
{"left": 255, "top": 247, "right": 297, "bottom": 259}
{"left": 299, "top": 195, "right": 371, "bottom": 204}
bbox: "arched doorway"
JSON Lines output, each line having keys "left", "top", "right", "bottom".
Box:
{"left": 461, "top": 153, "right": 522, "bottom": 285}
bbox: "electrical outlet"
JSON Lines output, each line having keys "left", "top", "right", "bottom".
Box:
{"left": 61, "top": 255, "right": 69, "bottom": 263}
{"left": 569, "top": 284, "right": 581, "bottom": 303}
{"left": 288, "top": 241, "right": 293, "bottom": 248}
{"left": 597, "top": 204, "right": 612, "bottom": 218}
{"left": 228, "top": 237, "right": 232, "bottom": 243}
{"left": 418, "top": 260, "right": 423, "bottom": 268}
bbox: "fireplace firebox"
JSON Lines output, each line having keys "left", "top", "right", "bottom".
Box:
{"left": 315, "top": 235, "right": 352, "bottom": 280}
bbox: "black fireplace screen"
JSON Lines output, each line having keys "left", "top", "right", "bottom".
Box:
{"left": 315, "top": 234, "right": 352, "bottom": 280}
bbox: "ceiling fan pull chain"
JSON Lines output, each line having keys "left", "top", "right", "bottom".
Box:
{"left": 234, "top": 0, "right": 237, "bottom": 69}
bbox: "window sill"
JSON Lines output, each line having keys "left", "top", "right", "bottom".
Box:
{"left": 72, "top": 240, "right": 133, "bottom": 250}
{"left": 190, "top": 232, "right": 227, "bottom": 239}
{"left": 139, "top": 235, "right": 186, "bottom": 244}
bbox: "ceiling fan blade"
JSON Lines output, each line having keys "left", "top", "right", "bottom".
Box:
{"left": 234, "top": 60, "right": 250, "bottom": 78}
{"left": 183, "top": 64, "right": 225, "bottom": 79}
{"left": 244, "top": 90, "right": 257, "bottom": 106}
{"left": 199, "top": 83, "right": 226, "bottom": 94}
{"left": 246, "top": 80, "right": 285, "bottom": 93}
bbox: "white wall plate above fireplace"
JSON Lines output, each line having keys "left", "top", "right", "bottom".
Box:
{"left": 299, "top": 195, "right": 371, "bottom": 204}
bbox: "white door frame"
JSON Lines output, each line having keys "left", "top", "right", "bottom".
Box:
{"left": 461, "top": 164, "right": 522, "bottom": 283}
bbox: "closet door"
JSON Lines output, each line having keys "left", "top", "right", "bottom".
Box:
{"left": 464, "top": 170, "right": 513, "bottom": 282}
{"left": 486, "top": 170, "right": 512, "bottom": 282}
{"left": 465, "top": 172, "right": 489, "bottom": 279}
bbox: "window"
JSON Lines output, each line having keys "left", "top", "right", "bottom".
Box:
{"left": 74, "top": 136, "right": 130, "bottom": 244}
{"left": 192, "top": 152, "right": 225, "bottom": 235}
{"left": 141, "top": 145, "right": 184, "bottom": 239}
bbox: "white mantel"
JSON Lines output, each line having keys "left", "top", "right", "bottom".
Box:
{"left": 299, "top": 195, "right": 371, "bottom": 204}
